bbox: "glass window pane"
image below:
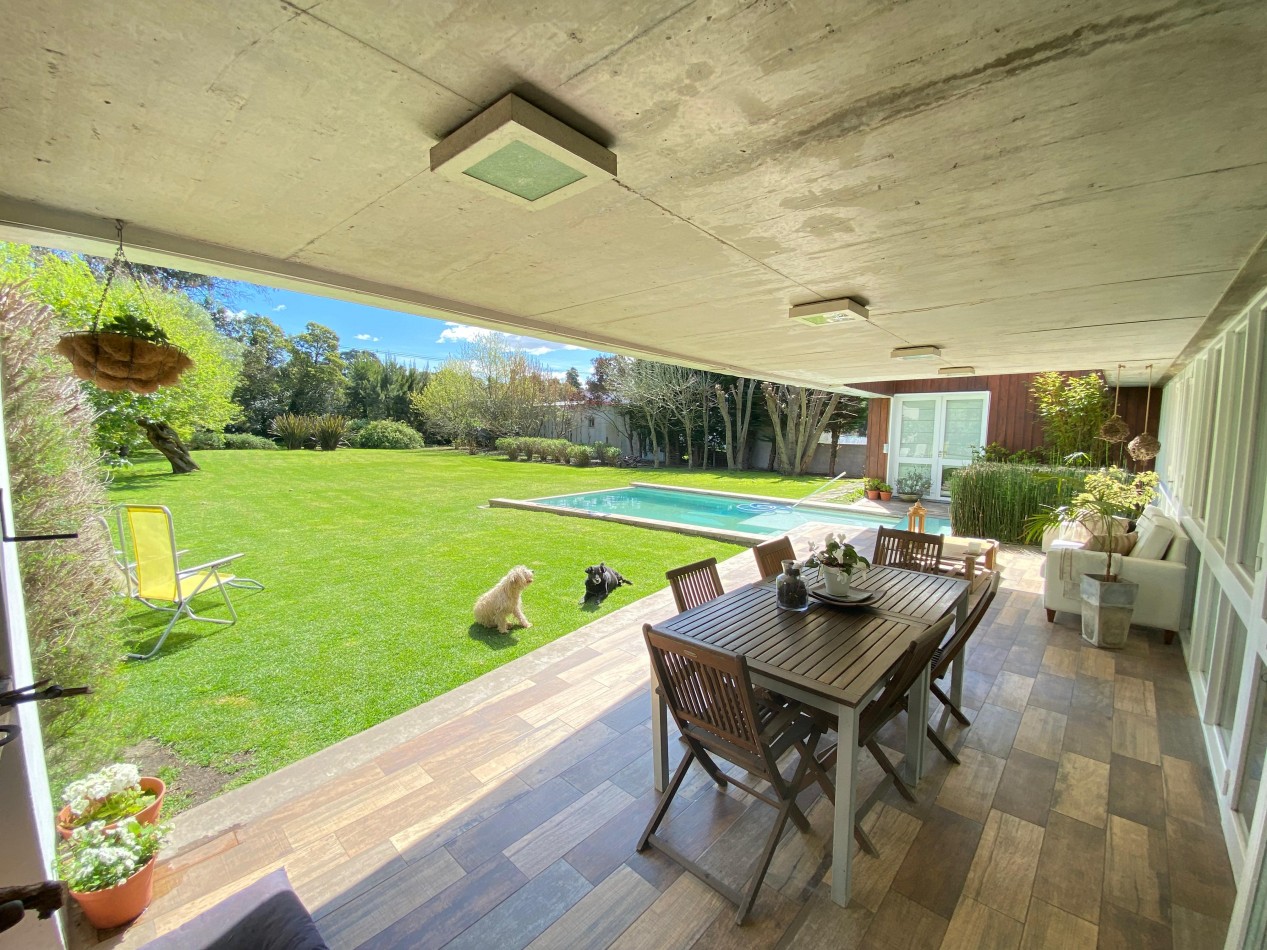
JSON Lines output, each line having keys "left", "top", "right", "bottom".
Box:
{"left": 943, "top": 398, "right": 986, "bottom": 460}
{"left": 1218, "top": 606, "right": 1248, "bottom": 749}
{"left": 897, "top": 400, "right": 937, "bottom": 459}
{"left": 1237, "top": 662, "right": 1267, "bottom": 825}
{"left": 1238, "top": 313, "right": 1267, "bottom": 576}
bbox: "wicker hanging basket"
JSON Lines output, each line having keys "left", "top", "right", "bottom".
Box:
{"left": 1098, "top": 414, "right": 1130, "bottom": 443}
{"left": 54, "top": 220, "right": 194, "bottom": 395}
{"left": 55, "top": 331, "right": 193, "bottom": 394}
{"left": 1128, "top": 432, "right": 1160, "bottom": 461}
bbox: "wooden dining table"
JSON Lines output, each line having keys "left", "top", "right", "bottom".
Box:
{"left": 646, "top": 564, "right": 976, "bottom": 907}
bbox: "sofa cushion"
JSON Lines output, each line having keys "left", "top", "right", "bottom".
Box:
{"left": 1086, "top": 530, "right": 1137, "bottom": 554}
{"left": 1130, "top": 523, "right": 1174, "bottom": 561}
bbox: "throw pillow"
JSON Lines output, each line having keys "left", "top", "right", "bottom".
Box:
{"left": 1129, "top": 524, "right": 1174, "bottom": 560}
{"left": 1085, "top": 529, "right": 1137, "bottom": 554}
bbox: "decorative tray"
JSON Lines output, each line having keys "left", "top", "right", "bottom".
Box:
{"left": 807, "top": 586, "right": 877, "bottom": 607}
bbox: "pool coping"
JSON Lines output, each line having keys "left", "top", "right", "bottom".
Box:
{"left": 489, "top": 482, "right": 925, "bottom": 547}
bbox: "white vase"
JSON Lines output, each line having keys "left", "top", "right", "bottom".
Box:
{"left": 822, "top": 567, "right": 852, "bottom": 597}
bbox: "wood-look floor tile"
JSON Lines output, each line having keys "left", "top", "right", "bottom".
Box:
{"left": 1171, "top": 903, "right": 1231, "bottom": 950}
{"left": 517, "top": 719, "right": 622, "bottom": 788}
{"left": 1012, "top": 707, "right": 1067, "bottom": 761}
{"left": 964, "top": 704, "right": 1022, "bottom": 759}
{"left": 937, "top": 747, "right": 1007, "bottom": 823}
{"left": 781, "top": 891, "right": 873, "bottom": 950}
{"left": 1018, "top": 897, "right": 1098, "bottom": 949}
{"left": 1027, "top": 673, "right": 1074, "bottom": 715}
{"left": 300, "top": 841, "right": 406, "bottom": 921}
{"left": 1003, "top": 644, "right": 1045, "bottom": 678}
{"left": 1061, "top": 710, "right": 1112, "bottom": 763}
{"left": 1078, "top": 649, "right": 1115, "bottom": 681}
{"left": 1096, "top": 896, "right": 1173, "bottom": 950}
{"left": 445, "top": 859, "right": 592, "bottom": 950}
{"left": 860, "top": 890, "right": 949, "bottom": 950}
{"left": 992, "top": 750, "right": 1058, "bottom": 828}
{"left": 1103, "top": 815, "right": 1169, "bottom": 925}
{"left": 1107, "top": 755, "right": 1165, "bottom": 829}
{"left": 939, "top": 896, "right": 1024, "bottom": 950}
{"left": 891, "top": 805, "right": 984, "bottom": 920}
{"left": 608, "top": 872, "right": 727, "bottom": 950}
{"left": 849, "top": 802, "right": 922, "bottom": 913}
{"left": 1161, "top": 755, "right": 1221, "bottom": 828}
{"left": 1166, "top": 816, "right": 1235, "bottom": 921}
{"left": 505, "top": 781, "right": 635, "bottom": 876}
{"left": 985, "top": 672, "right": 1036, "bottom": 714}
{"left": 766, "top": 796, "right": 834, "bottom": 902}
{"left": 1114, "top": 675, "right": 1158, "bottom": 718}
{"left": 1111, "top": 711, "right": 1162, "bottom": 766}
{"left": 525, "top": 865, "right": 657, "bottom": 950}
{"left": 1039, "top": 647, "right": 1079, "bottom": 679}
{"left": 1050, "top": 752, "right": 1109, "bottom": 829}
{"left": 1072, "top": 676, "right": 1115, "bottom": 717}
{"left": 471, "top": 720, "right": 578, "bottom": 784}
{"left": 1157, "top": 712, "right": 1206, "bottom": 764}
{"left": 1032, "top": 812, "right": 1105, "bottom": 925}
{"left": 442, "top": 777, "right": 582, "bottom": 872}
{"left": 961, "top": 809, "right": 1045, "bottom": 922}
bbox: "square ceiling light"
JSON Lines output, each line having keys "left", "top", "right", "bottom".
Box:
{"left": 890, "top": 345, "right": 942, "bottom": 361}
{"left": 430, "top": 94, "right": 616, "bottom": 210}
{"left": 788, "top": 297, "right": 869, "bottom": 327}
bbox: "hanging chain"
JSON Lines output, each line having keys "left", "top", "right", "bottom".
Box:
{"left": 88, "top": 220, "right": 155, "bottom": 333}
{"left": 1113, "top": 364, "right": 1123, "bottom": 414}
{"left": 1144, "top": 364, "right": 1153, "bottom": 422}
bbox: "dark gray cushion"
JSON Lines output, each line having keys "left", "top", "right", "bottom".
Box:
{"left": 141, "top": 868, "right": 327, "bottom": 950}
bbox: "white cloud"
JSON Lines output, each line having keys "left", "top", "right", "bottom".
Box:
{"left": 437, "top": 323, "right": 495, "bottom": 345}
{"left": 563, "top": 344, "right": 585, "bottom": 351}
{"left": 524, "top": 346, "right": 553, "bottom": 356}
{"left": 273, "top": 304, "right": 286, "bottom": 312}
{"left": 436, "top": 321, "right": 591, "bottom": 358}
{"left": 221, "top": 309, "right": 249, "bottom": 322}
{"left": 354, "top": 333, "right": 380, "bottom": 342}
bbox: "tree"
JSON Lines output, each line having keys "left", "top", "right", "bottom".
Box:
{"left": 284, "top": 322, "right": 346, "bottom": 415}
{"left": 762, "top": 383, "right": 842, "bottom": 475}
{"left": 410, "top": 361, "right": 483, "bottom": 445}
{"left": 714, "top": 377, "right": 759, "bottom": 470}
{"left": 824, "top": 396, "right": 867, "bottom": 476}
{"left": 217, "top": 312, "right": 290, "bottom": 435}
{"left": 564, "top": 366, "right": 583, "bottom": 391}
{"left": 1031, "top": 371, "right": 1110, "bottom": 464}
{"left": 345, "top": 352, "right": 429, "bottom": 424}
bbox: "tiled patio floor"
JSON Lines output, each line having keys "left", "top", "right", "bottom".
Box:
{"left": 92, "top": 527, "right": 1234, "bottom": 949}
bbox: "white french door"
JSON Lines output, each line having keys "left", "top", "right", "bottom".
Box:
{"left": 889, "top": 392, "right": 989, "bottom": 500}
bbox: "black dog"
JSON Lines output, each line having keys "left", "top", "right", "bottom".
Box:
{"left": 583, "top": 563, "right": 633, "bottom": 603}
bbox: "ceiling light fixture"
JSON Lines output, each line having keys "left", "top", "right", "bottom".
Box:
{"left": 938, "top": 366, "right": 976, "bottom": 376}
{"left": 890, "top": 345, "right": 942, "bottom": 361}
{"left": 430, "top": 94, "right": 616, "bottom": 209}
{"left": 788, "top": 297, "right": 869, "bottom": 327}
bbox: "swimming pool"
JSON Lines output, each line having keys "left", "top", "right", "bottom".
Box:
{"left": 514, "top": 484, "right": 951, "bottom": 540}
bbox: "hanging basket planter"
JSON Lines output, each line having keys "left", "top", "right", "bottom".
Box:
{"left": 1098, "top": 414, "right": 1130, "bottom": 443}
{"left": 1128, "top": 432, "right": 1161, "bottom": 461}
{"left": 53, "top": 220, "right": 194, "bottom": 396}
{"left": 55, "top": 331, "right": 192, "bottom": 394}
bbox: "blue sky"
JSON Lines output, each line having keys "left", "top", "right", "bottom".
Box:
{"left": 237, "top": 285, "right": 607, "bottom": 377}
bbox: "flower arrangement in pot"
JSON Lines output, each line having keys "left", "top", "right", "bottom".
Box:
{"left": 808, "top": 532, "right": 870, "bottom": 597}
{"left": 60, "top": 818, "right": 168, "bottom": 930}
{"left": 58, "top": 763, "right": 165, "bottom": 840}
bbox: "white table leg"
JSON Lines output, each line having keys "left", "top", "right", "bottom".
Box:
{"left": 650, "top": 671, "right": 668, "bottom": 792}
{"left": 830, "top": 702, "right": 859, "bottom": 907}
{"left": 905, "top": 665, "right": 930, "bottom": 784}
{"left": 950, "top": 593, "right": 969, "bottom": 708}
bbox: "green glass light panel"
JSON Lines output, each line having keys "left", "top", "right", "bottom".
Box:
{"left": 463, "top": 141, "right": 586, "bottom": 201}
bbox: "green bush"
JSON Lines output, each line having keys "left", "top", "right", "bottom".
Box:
{"left": 223, "top": 433, "right": 277, "bottom": 450}
{"left": 949, "top": 463, "right": 1090, "bottom": 543}
{"left": 592, "top": 442, "right": 621, "bottom": 465}
{"left": 568, "top": 444, "right": 593, "bottom": 467}
{"left": 269, "top": 413, "right": 314, "bottom": 450}
{"left": 189, "top": 430, "right": 225, "bottom": 450}
{"left": 314, "top": 414, "right": 348, "bottom": 451}
{"left": 495, "top": 436, "right": 521, "bottom": 460}
{"left": 357, "top": 420, "right": 425, "bottom": 450}
{"left": 550, "top": 439, "right": 572, "bottom": 464}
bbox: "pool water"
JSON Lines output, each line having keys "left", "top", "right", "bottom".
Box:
{"left": 530, "top": 486, "right": 951, "bottom": 538}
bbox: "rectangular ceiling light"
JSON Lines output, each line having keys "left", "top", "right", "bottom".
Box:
{"left": 890, "top": 345, "right": 942, "bottom": 361}
{"left": 430, "top": 94, "right": 616, "bottom": 210}
{"left": 938, "top": 366, "right": 976, "bottom": 376}
{"left": 788, "top": 297, "right": 869, "bottom": 327}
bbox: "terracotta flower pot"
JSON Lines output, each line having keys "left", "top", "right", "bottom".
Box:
{"left": 865, "top": 490, "right": 880, "bottom": 500}
{"left": 71, "top": 856, "right": 158, "bottom": 930}
{"left": 58, "top": 777, "right": 165, "bottom": 840}
{"left": 879, "top": 491, "right": 893, "bottom": 501}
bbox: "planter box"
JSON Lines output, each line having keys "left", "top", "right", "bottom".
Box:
{"left": 1080, "top": 573, "right": 1138, "bottom": 649}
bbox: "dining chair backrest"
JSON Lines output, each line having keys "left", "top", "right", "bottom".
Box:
{"left": 752, "top": 536, "right": 795, "bottom": 579}
{"left": 872, "top": 527, "right": 945, "bottom": 574}
{"left": 859, "top": 614, "right": 953, "bottom": 743}
{"left": 666, "top": 558, "right": 724, "bottom": 613}
{"left": 931, "top": 572, "right": 1000, "bottom": 681}
{"left": 643, "top": 626, "right": 765, "bottom": 762}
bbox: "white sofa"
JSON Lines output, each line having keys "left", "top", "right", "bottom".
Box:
{"left": 1042, "top": 506, "right": 1190, "bottom": 643}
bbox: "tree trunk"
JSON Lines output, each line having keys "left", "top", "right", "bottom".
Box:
{"left": 829, "top": 423, "right": 842, "bottom": 476}
{"left": 715, "top": 385, "right": 735, "bottom": 469}
{"left": 139, "top": 419, "right": 199, "bottom": 474}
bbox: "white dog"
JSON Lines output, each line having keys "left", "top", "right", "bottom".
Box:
{"left": 473, "top": 565, "right": 535, "bottom": 634}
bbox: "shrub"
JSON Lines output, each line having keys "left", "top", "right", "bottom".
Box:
{"left": 592, "top": 442, "right": 621, "bottom": 465}
{"left": 314, "top": 414, "right": 348, "bottom": 451}
{"left": 569, "top": 444, "right": 593, "bottom": 467}
{"left": 223, "top": 433, "right": 277, "bottom": 450}
{"left": 1031, "top": 372, "right": 1110, "bottom": 464}
{"left": 949, "top": 463, "right": 1090, "bottom": 543}
{"left": 357, "top": 420, "right": 425, "bottom": 450}
{"left": 495, "top": 437, "right": 520, "bottom": 460}
{"left": 188, "top": 430, "right": 225, "bottom": 450}
{"left": 269, "top": 412, "right": 313, "bottom": 450}
{"left": 550, "top": 439, "right": 572, "bottom": 464}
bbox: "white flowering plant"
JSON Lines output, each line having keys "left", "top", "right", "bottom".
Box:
{"left": 807, "top": 533, "right": 870, "bottom": 575}
{"left": 61, "top": 763, "right": 154, "bottom": 828}
{"left": 57, "top": 819, "right": 167, "bottom": 893}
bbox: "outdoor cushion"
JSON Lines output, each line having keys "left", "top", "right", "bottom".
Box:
{"left": 1086, "top": 530, "right": 1137, "bottom": 554}
{"left": 140, "top": 868, "right": 326, "bottom": 950}
{"left": 1130, "top": 523, "right": 1174, "bottom": 561}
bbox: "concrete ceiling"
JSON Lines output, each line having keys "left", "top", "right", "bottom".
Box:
{"left": 1, "top": 0, "right": 1265, "bottom": 388}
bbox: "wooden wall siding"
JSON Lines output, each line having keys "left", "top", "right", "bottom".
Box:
{"left": 861, "top": 373, "right": 1163, "bottom": 478}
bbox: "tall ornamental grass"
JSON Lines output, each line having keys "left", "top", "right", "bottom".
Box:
{"left": 949, "top": 463, "right": 1089, "bottom": 543}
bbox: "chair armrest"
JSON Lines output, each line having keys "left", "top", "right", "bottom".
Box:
{"left": 177, "top": 553, "right": 246, "bottom": 576}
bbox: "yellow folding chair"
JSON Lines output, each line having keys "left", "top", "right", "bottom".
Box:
{"left": 112, "top": 504, "right": 263, "bottom": 660}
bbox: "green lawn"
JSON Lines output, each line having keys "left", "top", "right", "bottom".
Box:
{"left": 66, "top": 448, "right": 854, "bottom": 805}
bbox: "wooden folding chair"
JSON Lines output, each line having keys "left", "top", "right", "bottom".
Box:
{"left": 665, "top": 558, "right": 724, "bottom": 612}
{"left": 810, "top": 615, "right": 953, "bottom": 856}
{"left": 925, "top": 572, "right": 1002, "bottom": 764}
{"left": 752, "top": 536, "right": 795, "bottom": 579}
{"left": 638, "top": 626, "right": 832, "bottom": 924}
{"left": 872, "top": 527, "right": 945, "bottom": 573}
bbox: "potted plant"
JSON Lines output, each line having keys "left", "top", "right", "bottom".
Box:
{"left": 895, "top": 471, "right": 931, "bottom": 502}
{"left": 1024, "top": 468, "right": 1159, "bottom": 648}
{"left": 864, "top": 477, "right": 883, "bottom": 500}
{"left": 60, "top": 819, "right": 168, "bottom": 930}
{"left": 807, "top": 532, "right": 870, "bottom": 597}
{"left": 57, "top": 763, "right": 165, "bottom": 840}
{"left": 877, "top": 482, "right": 893, "bottom": 501}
